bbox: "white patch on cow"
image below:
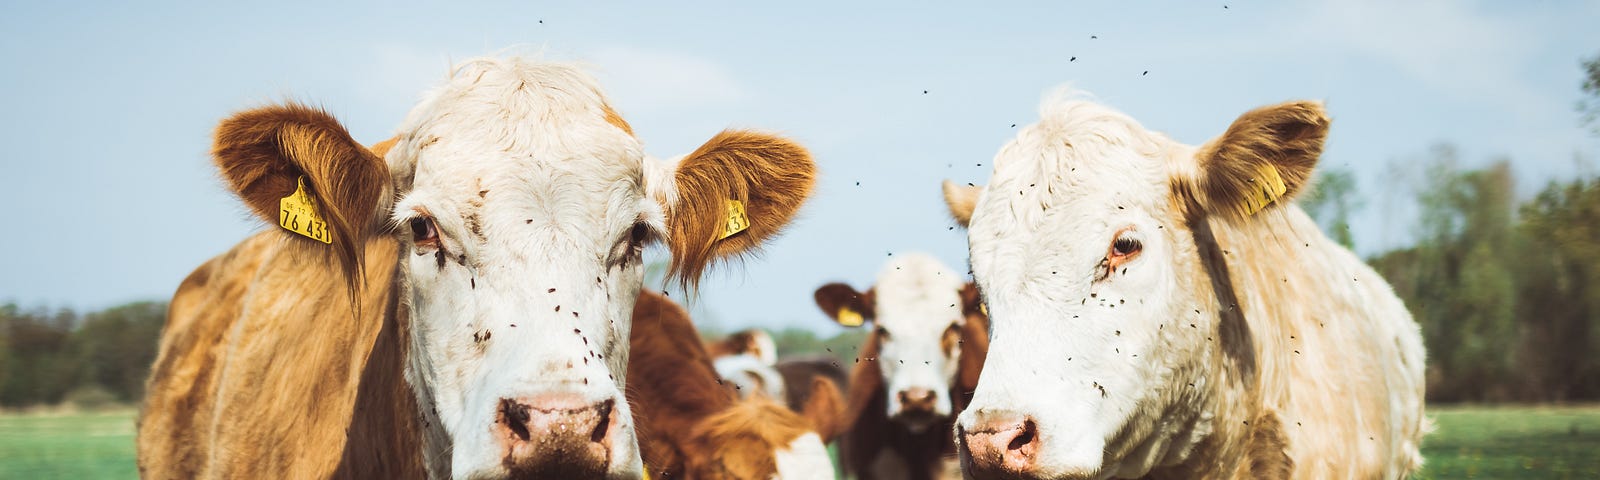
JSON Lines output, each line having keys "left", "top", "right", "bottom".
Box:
{"left": 386, "top": 57, "right": 655, "bottom": 479}
{"left": 773, "top": 432, "right": 834, "bottom": 480}
{"left": 713, "top": 353, "right": 786, "bottom": 400}
{"left": 870, "top": 253, "right": 964, "bottom": 432}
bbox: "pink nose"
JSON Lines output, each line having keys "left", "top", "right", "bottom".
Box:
{"left": 897, "top": 387, "right": 938, "bottom": 413}
{"left": 961, "top": 412, "right": 1041, "bottom": 478}
{"left": 495, "top": 394, "right": 616, "bottom": 477}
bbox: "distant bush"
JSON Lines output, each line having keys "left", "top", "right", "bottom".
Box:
{"left": 0, "top": 301, "right": 165, "bottom": 408}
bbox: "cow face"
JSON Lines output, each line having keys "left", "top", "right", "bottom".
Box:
{"left": 815, "top": 253, "right": 976, "bottom": 433}
{"left": 211, "top": 57, "right": 814, "bottom": 479}
{"left": 944, "top": 93, "right": 1327, "bottom": 479}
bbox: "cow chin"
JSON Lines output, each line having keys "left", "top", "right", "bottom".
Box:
{"left": 892, "top": 409, "right": 944, "bottom": 434}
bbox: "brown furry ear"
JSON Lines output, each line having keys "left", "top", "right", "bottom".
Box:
{"left": 1182, "top": 101, "right": 1328, "bottom": 221}
{"left": 814, "top": 283, "right": 874, "bottom": 326}
{"left": 666, "top": 130, "right": 816, "bottom": 288}
{"left": 958, "top": 282, "right": 983, "bottom": 317}
{"left": 799, "top": 376, "right": 847, "bottom": 443}
{"left": 212, "top": 103, "right": 389, "bottom": 290}
{"left": 942, "top": 179, "right": 981, "bottom": 227}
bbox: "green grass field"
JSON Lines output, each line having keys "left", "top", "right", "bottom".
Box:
{"left": 0, "top": 405, "right": 1595, "bottom": 479}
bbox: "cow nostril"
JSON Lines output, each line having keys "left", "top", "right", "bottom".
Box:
{"left": 590, "top": 399, "right": 614, "bottom": 443}
{"left": 1009, "top": 419, "right": 1037, "bottom": 451}
{"left": 499, "top": 398, "right": 532, "bottom": 441}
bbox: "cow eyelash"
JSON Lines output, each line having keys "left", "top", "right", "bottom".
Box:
{"left": 1112, "top": 237, "right": 1141, "bottom": 257}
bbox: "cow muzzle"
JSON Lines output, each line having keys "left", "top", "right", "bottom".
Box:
{"left": 495, "top": 393, "right": 619, "bottom": 478}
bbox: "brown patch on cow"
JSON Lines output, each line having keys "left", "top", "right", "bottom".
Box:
{"left": 602, "top": 103, "right": 634, "bottom": 137}
{"left": 1239, "top": 410, "right": 1294, "bottom": 479}
{"left": 705, "top": 329, "right": 773, "bottom": 362}
{"left": 1176, "top": 101, "right": 1328, "bottom": 222}
{"left": 666, "top": 130, "right": 815, "bottom": 289}
{"left": 1187, "top": 211, "right": 1259, "bottom": 382}
{"left": 211, "top": 103, "right": 390, "bottom": 299}
{"left": 630, "top": 290, "right": 832, "bottom": 479}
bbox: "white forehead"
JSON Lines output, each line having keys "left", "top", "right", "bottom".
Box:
{"left": 873, "top": 253, "right": 963, "bottom": 331}
{"left": 389, "top": 57, "right": 650, "bottom": 240}
{"left": 989, "top": 90, "right": 1172, "bottom": 196}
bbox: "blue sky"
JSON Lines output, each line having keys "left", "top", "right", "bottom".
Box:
{"left": 3, "top": 1, "right": 1596, "bottom": 335}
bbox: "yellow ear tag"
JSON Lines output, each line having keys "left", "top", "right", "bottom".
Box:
{"left": 279, "top": 176, "right": 333, "bottom": 244}
{"left": 837, "top": 307, "right": 864, "bottom": 327}
{"left": 979, "top": 303, "right": 989, "bottom": 317}
{"left": 719, "top": 199, "right": 750, "bottom": 240}
{"left": 1242, "top": 164, "right": 1289, "bottom": 216}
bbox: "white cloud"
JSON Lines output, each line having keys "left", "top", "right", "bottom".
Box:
{"left": 583, "top": 45, "right": 751, "bottom": 112}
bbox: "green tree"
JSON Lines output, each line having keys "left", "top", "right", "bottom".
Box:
{"left": 71, "top": 301, "right": 166, "bottom": 402}
{"left": 1516, "top": 176, "right": 1600, "bottom": 400}
{"left": 1581, "top": 53, "right": 1600, "bottom": 136}
{"left": 1299, "top": 166, "right": 1363, "bottom": 249}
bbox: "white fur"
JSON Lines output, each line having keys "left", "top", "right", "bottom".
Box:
{"left": 955, "top": 90, "right": 1425, "bottom": 478}
{"left": 713, "top": 353, "right": 786, "bottom": 400}
{"left": 773, "top": 432, "right": 835, "bottom": 480}
{"left": 870, "top": 253, "right": 965, "bottom": 432}
{"left": 385, "top": 57, "right": 662, "bottom": 479}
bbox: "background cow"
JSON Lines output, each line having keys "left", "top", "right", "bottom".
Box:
{"left": 813, "top": 253, "right": 989, "bottom": 480}
{"left": 707, "top": 328, "right": 787, "bottom": 400}
{"left": 138, "top": 56, "right": 817, "bottom": 479}
{"left": 944, "top": 92, "right": 1427, "bottom": 479}
{"left": 630, "top": 290, "right": 845, "bottom": 479}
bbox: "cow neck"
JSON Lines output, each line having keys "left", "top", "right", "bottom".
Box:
{"left": 628, "top": 291, "right": 736, "bottom": 475}
{"left": 331, "top": 236, "right": 428, "bottom": 478}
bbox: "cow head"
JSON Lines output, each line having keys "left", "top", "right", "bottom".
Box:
{"left": 211, "top": 57, "right": 814, "bottom": 479}
{"left": 814, "top": 253, "right": 980, "bottom": 433}
{"left": 944, "top": 92, "right": 1327, "bottom": 479}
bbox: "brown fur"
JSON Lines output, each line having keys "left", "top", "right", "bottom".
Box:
{"left": 211, "top": 104, "right": 390, "bottom": 296}
{"left": 774, "top": 356, "right": 850, "bottom": 421}
{"left": 602, "top": 104, "right": 635, "bottom": 137}
{"left": 1181, "top": 101, "right": 1328, "bottom": 221}
{"left": 667, "top": 130, "right": 815, "bottom": 288}
{"left": 940, "top": 180, "right": 981, "bottom": 227}
{"left": 629, "top": 291, "right": 844, "bottom": 479}
{"left": 813, "top": 283, "right": 875, "bottom": 322}
{"left": 823, "top": 282, "right": 990, "bottom": 480}
{"left": 705, "top": 329, "right": 773, "bottom": 362}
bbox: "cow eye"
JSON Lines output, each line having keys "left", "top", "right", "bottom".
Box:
{"left": 1112, "top": 236, "right": 1141, "bottom": 257}
{"left": 629, "top": 222, "right": 649, "bottom": 247}
{"left": 410, "top": 217, "right": 438, "bottom": 246}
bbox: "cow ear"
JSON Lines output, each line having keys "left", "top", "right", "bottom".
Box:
{"left": 814, "top": 283, "right": 874, "bottom": 327}
{"left": 958, "top": 282, "right": 984, "bottom": 318}
{"left": 942, "top": 180, "right": 981, "bottom": 227}
{"left": 212, "top": 103, "right": 390, "bottom": 286}
{"left": 656, "top": 130, "right": 815, "bottom": 288}
{"left": 1181, "top": 101, "right": 1328, "bottom": 221}
{"left": 800, "top": 376, "right": 848, "bottom": 443}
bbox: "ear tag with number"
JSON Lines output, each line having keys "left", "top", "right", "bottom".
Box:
{"left": 719, "top": 199, "right": 750, "bottom": 240}
{"left": 1243, "top": 164, "right": 1289, "bottom": 216}
{"left": 279, "top": 176, "right": 333, "bottom": 244}
{"left": 837, "top": 307, "right": 864, "bottom": 327}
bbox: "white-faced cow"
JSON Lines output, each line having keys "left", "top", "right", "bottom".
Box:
{"left": 943, "top": 92, "right": 1427, "bottom": 479}
{"left": 814, "top": 253, "right": 990, "bottom": 480}
{"left": 137, "top": 56, "right": 816, "bottom": 479}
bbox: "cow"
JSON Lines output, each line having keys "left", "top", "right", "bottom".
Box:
{"left": 137, "top": 56, "right": 817, "bottom": 479}
{"left": 942, "top": 91, "right": 1428, "bottom": 479}
{"left": 812, "top": 253, "right": 990, "bottom": 480}
{"left": 707, "top": 328, "right": 787, "bottom": 400}
{"left": 773, "top": 355, "right": 850, "bottom": 419}
{"left": 629, "top": 289, "right": 846, "bottom": 479}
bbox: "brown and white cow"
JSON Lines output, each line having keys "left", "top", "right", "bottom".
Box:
{"left": 629, "top": 290, "right": 846, "bottom": 479}
{"left": 137, "top": 57, "right": 816, "bottom": 479}
{"left": 707, "top": 328, "right": 787, "bottom": 400}
{"left": 943, "top": 92, "right": 1427, "bottom": 479}
{"left": 813, "top": 253, "right": 990, "bottom": 480}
